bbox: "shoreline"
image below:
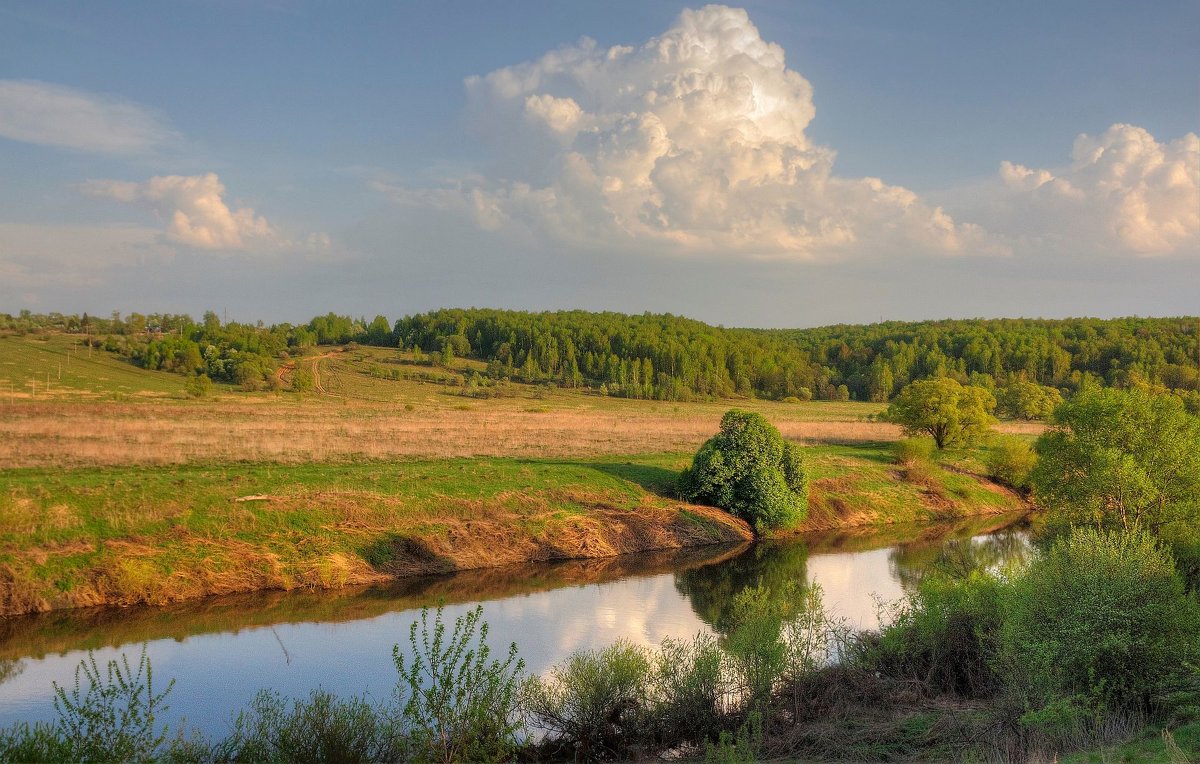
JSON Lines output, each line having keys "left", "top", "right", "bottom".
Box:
{"left": 0, "top": 451, "right": 1027, "bottom": 618}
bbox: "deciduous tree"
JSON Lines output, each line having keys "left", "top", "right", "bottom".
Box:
{"left": 884, "top": 379, "right": 996, "bottom": 449}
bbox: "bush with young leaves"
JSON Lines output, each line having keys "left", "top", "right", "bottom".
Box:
{"left": 523, "top": 640, "right": 652, "bottom": 760}
{"left": 393, "top": 605, "right": 525, "bottom": 763}
{"left": 1002, "top": 527, "right": 1200, "bottom": 718}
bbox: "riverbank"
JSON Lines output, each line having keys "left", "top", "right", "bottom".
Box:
{"left": 0, "top": 443, "right": 1027, "bottom": 617}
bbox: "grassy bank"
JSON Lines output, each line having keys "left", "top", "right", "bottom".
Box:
{"left": 0, "top": 443, "right": 1025, "bottom": 616}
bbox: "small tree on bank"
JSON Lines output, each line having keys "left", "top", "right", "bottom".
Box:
{"left": 677, "top": 410, "right": 808, "bottom": 533}
{"left": 884, "top": 378, "right": 996, "bottom": 449}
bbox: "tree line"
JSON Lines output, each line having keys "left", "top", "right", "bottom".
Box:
{"left": 3, "top": 308, "right": 1198, "bottom": 406}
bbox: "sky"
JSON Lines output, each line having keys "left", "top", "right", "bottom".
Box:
{"left": 0, "top": 1, "right": 1197, "bottom": 328}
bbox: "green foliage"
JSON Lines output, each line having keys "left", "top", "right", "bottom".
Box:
{"left": 1002, "top": 528, "right": 1200, "bottom": 717}
{"left": 0, "top": 648, "right": 179, "bottom": 763}
{"left": 523, "top": 640, "right": 651, "bottom": 760}
{"left": 893, "top": 437, "right": 935, "bottom": 464}
{"left": 858, "top": 572, "right": 1008, "bottom": 698}
{"left": 997, "top": 379, "right": 1064, "bottom": 420}
{"left": 215, "top": 689, "right": 403, "bottom": 763}
{"left": 392, "top": 605, "right": 525, "bottom": 763}
{"left": 0, "top": 722, "right": 74, "bottom": 763}
{"left": 884, "top": 378, "right": 997, "bottom": 449}
{"left": 725, "top": 586, "right": 788, "bottom": 711}
{"left": 985, "top": 435, "right": 1037, "bottom": 490}
{"left": 290, "top": 366, "right": 314, "bottom": 393}
{"left": 703, "top": 712, "right": 762, "bottom": 764}
{"left": 649, "top": 634, "right": 728, "bottom": 746}
{"left": 183, "top": 373, "right": 213, "bottom": 399}
{"left": 10, "top": 309, "right": 1199, "bottom": 403}
{"left": 678, "top": 410, "right": 808, "bottom": 532}
{"left": 1031, "top": 388, "right": 1200, "bottom": 532}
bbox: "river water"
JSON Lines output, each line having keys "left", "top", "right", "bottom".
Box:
{"left": 0, "top": 514, "right": 1030, "bottom": 738}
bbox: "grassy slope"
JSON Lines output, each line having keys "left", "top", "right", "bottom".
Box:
{"left": 0, "top": 333, "right": 184, "bottom": 398}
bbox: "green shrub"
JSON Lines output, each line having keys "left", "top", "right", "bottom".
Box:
{"left": 183, "top": 373, "right": 213, "bottom": 398}
{"left": 392, "top": 605, "right": 525, "bottom": 763}
{"left": 650, "top": 634, "right": 729, "bottom": 747}
{"left": 523, "top": 640, "right": 651, "bottom": 760}
{"left": 1002, "top": 527, "right": 1200, "bottom": 717}
{"left": 57, "top": 649, "right": 175, "bottom": 762}
{"left": 0, "top": 649, "right": 176, "bottom": 763}
{"left": 703, "top": 711, "right": 762, "bottom": 764}
{"left": 985, "top": 435, "right": 1037, "bottom": 490}
{"left": 214, "top": 689, "right": 403, "bottom": 763}
{"left": 0, "top": 722, "right": 74, "bottom": 763}
{"left": 724, "top": 585, "right": 789, "bottom": 711}
{"left": 893, "top": 437, "right": 935, "bottom": 465}
{"left": 291, "top": 366, "right": 315, "bottom": 393}
{"left": 677, "top": 409, "right": 809, "bottom": 532}
{"left": 1031, "top": 387, "right": 1200, "bottom": 532}
{"left": 855, "top": 572, "right": 1008, "bottom": 699}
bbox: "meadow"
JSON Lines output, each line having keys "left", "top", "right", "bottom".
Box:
{"left": 0, "top": 333, "right": 1030, "bottom": 615}
{"left": 0, "top": 334, "right": 1039, "bottom": 468}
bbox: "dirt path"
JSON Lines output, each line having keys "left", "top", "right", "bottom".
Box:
{"left": 274, "top": 350, "right": 338, "bottom": 394}
{"left": 310, "top": 355, "right": 327, "bottom": 394}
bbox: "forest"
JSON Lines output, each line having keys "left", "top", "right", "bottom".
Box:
{"left": 2, "top": 308, "right": 1197, "bottom": 409}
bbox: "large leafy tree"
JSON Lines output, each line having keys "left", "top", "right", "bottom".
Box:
{"left": 884, "top": 379, "right": 996, "bottom": 449}
{"left": 677, "top": 410, "right": 808, "bottom": 533}
{"left": 1031, "top": 388, "right": 1200, "bottom": 532}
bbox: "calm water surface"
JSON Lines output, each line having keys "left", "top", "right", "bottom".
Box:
{"left": 0, "top": 514, "right": 1030, "bottom": 737}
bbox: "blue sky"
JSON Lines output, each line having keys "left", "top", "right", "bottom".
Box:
{"left": 1, "top": 1, "right": 1197, "bottom": 326}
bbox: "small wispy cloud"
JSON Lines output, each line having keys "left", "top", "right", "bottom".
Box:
{"left": 0, "top": 79, "right": 179, "bottom": 155}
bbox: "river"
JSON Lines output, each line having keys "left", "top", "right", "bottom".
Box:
{"left": 0, "top": 513, "right": 1030, "bottom": 738}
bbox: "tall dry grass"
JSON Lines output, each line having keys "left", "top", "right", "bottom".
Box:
{"left": 0, "top": 400, "right": 1043, "bottom": 468}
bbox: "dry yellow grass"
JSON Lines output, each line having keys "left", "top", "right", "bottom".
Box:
{"left": 0, "top": 398, "right": 1043, "bottom": 468}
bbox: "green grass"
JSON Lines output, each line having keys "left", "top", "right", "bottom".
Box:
{"left": 0, "top": 454, "right": 753, "bottom": 614}
{"left": 0, "top": 442, "right": 1025, "bottom": 615}
{"left": 0, "top": 333, "right": 185, "bottom": 399}
{"left": 1063, "top": 721, "right": 1200, "bottom": 763}
{"left": 805, "top": 442, "right": 1023, "bottom": 527}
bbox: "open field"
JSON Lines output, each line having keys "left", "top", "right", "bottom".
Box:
{"left": 0, "top": 334, "right": 1031, "bottom": 615}
{"left": 0, "top": 337, "right": 1042, "bottom": 468}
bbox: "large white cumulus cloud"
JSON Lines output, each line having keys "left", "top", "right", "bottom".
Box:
{"left": 998, "top": 124, "right": 1198, "bottom": 256}
{"left": 395, "top": 5, "right": 992, "bottom": 261}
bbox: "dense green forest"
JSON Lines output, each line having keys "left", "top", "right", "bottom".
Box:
{"left": 3, "top": 308, "right": 1198, "bottom": 408}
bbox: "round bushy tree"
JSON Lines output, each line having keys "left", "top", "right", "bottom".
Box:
{"left": 677, "top": 410, "right": 808, "bottom": 532}
{"left": 1002, "top": 527, "right": 1200, "bottom": 715}
{"left": 884, "top": 378, "right": 996, "bottom": 449}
